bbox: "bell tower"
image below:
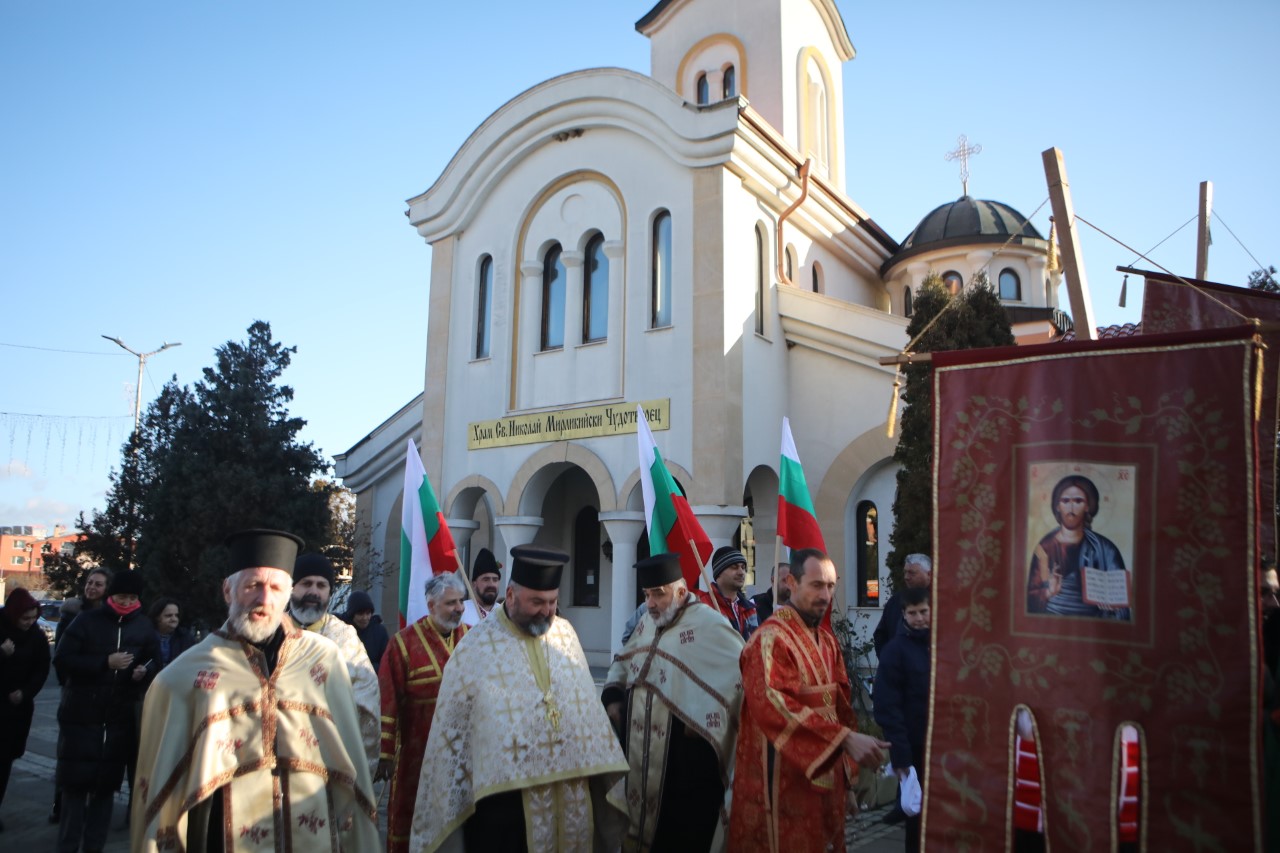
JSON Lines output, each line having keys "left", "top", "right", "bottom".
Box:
{"left": 635, "top": 0, "right": 855, "bottom": 182}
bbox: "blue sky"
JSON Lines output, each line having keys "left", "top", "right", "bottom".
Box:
{"left": 2, "top": 0, "right": 1276, "bottom": 529}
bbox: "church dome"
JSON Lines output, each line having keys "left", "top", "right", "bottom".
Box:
{"left": 884, "top": 196, "right": 1045, "bottom": 274}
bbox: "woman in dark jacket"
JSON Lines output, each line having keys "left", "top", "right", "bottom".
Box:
{"left": 0, "top": 587, "right": 51, "bottom": 831}
{"left": 53, "top": 570, "right": 159, "bottom": 853}
{"left": 343, "top": 589, "right": 389, "bottom": 671}
{"left": 147, "top": 596, "right": 196, "bottom": 669}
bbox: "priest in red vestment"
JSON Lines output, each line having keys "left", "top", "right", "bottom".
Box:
{"left": 729, "top": 548, "right": 888, "bottom": 853}
{"left": 376, "top": 572, "right": 468, "bottom": 853}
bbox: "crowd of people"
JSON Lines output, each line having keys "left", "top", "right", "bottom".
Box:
{"left": 8, "top": 511, "right": 1261, "bottom": 852}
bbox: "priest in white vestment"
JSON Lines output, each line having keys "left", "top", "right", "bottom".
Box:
{"left": 410, "top": 545, "right": 628, "bottom": 852}
{"left": 131, "top": 529, "right": 379, "bottom": 853}
{"left": 288, "top": 552, "right": 381, "bottom": 774}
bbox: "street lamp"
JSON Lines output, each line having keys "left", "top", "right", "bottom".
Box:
{"left": 101, "top": 336, "right": 182, "bottom": 433}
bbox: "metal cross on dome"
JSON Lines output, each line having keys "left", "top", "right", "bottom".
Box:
{"left": 944, "top": 134, "right": 982, "bottom": 196}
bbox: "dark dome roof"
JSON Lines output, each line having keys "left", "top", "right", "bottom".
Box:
{"left": 883, "top": 196, "right": 1046, "bottom": 274}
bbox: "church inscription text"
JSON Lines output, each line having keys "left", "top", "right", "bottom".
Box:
{"left": 467, "top": 399, "right": 670, "bottom": 450}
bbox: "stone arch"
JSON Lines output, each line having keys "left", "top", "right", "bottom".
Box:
{"left": 618, "top": 458, "right": 697, "bottom": 511}
{"left": 507, "top": 441, "right": 618, "bottom": 517}
{"left": 445, "top": 473, "right": 506, "bottom": 518}
{"left": 817, "top": 424, "right": 897, "bottom": 607}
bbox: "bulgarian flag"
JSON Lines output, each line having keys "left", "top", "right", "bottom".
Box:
{"left": 777, "top": 416, "right": 827, "bottom": 552}
{"left": 399, "top": 438, "right": 458, "bottom": 628}
{"left": 777, "top": 417, "right": 832, "bottom": 629}
{"left": 637, "top": 407, "right": 713, "bottom": 591}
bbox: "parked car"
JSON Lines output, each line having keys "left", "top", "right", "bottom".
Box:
{"left": 36, "top": 599, "right": 63, "bottom": 644}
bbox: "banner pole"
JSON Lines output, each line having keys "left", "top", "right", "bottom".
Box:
{"left": 690, "top": 540, "right": 724, "bottom": 616}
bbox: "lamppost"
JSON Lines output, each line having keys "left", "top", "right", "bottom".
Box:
{"left": 101, "top": 336, "right": 182, "bottom": 433}
{"left": 102, "top": 336, "right": 181, "bottom": 571}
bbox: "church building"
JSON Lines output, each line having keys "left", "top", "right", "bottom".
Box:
{"left": 335, "top": 0, "right": 1059, "bottom": 667}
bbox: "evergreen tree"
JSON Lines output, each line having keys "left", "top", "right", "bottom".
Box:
{"left": 885, "top": 273, "right": 1015, "bottom": 592}
{"left": 1247, "top": 265, "right": 1279, "bottom": 293}
{"left": 60, "top": 322, "right": 335, "bottom": 626}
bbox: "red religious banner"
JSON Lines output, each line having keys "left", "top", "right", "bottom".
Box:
{"left": 1139, "top": 266, "right": 1280, "bottom": 561}
{"left": 926, "top": 326, "right": 1264, "bottom": 851}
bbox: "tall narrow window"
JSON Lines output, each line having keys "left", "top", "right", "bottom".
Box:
{"left": 696, "top": 73, "right": 710, "bottom": 105}
{"left": 755, "top": 224, "right": 767, "bottom": 334}
{"left": 811, "top": 260, "right": 823, "bottom": 294}
{"left": 583, "top": 234, "right": 609, "bottom": 342}
{"left": 475, "top": 255, "right": 492, "bottom": 359}
{"left": 856, "top": 501, "right": 879, "bottom": 606}
{"left": 722, "top": 65, "right": 736, "bottom": 99}
{"left": 573, "top": 506, "right": 600, "bottom": 607}
{"left": 651, "top": 211, "right": 672, "bottom": 328}
{"left": 904, "top": 285, "right": 914, "bottom": 318}
{"left": 999, "top": 268, "right": 1022, "bottom": 301}
{"left": 784, "top": 245, "right": 795, "bottom": 282}
{"left": 540, "top": 243, "right": 566, "bottom": 350}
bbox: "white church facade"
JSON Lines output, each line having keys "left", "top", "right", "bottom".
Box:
{"left": 335, "top": 0, "right": 1061, "bottom": 667}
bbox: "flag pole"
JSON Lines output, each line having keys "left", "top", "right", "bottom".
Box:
{"left": 772, "top": 534, "right": 783, "bottom": 597}
{"left": 689, "top": 540, "right": 724, "bottom": 616}
{"left": 452, "top": 553, "right": 480, "bottom": 605}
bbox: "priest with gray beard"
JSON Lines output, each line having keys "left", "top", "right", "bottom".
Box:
{"left": 131, "top": 529, "right": 378, "bottom": 852}
{"left": 602, "top": 553, "right": 746, "bottom": 852}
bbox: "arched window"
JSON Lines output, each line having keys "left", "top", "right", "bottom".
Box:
{"left": 475, "top": 255, "right": 492, "bottom": 359}
{"left": 540, "top": 243, "right": 566, "bottom": 350}
{"left": 811, "top": 260, "right": 823, "bottom": 294}
{"left": 784, "top": 244, "right": 795, "bottom": 282}
{"left": 651, "top": 211, "right": 672, "bottom": 328}
{"left": 856, "top": 501, "right": 879, "bottom": 606}
{"left": 999, "top": 268, "right": 1022, "bottom": 301}
{"left": 583, "top": 234, "right": 609, "bottom": 342}
{"left": 805, "top": 58, "right": 830, "bottom": 174}
{"left": 942, "top": 270, "right": 964, "bottom": 294}
{"left": 696, "top": 73, "right": 710, "bottom": 105}
{"left": 755, "top": 224, "right": 767, "bottom": 334}
{"left": 573, "top": 506, "right": 600, "bottom": 607}
{"left": 722, "top": 65, "right": 736, "bottom": 99}
{"left": 903, "top": 285, "right": 914, "bottom": 318}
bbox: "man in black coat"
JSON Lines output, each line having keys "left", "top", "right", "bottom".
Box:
{"left": 53, "top": 570, "right": 159, "bottom": 853}
{"left": 873, "top": 553, "right": 932, "bottom": 657}
{"left": 751, "top": 561, "right": 791, "bottom": 622}
{"left": 343, "top": 589, "right": 389, "bottom": 672}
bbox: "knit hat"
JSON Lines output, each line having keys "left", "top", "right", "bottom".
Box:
{"left": 3, "top": 587, "right": 39, "bottom": 627}
{"left": 107, "top": 570, "right": 145, "bottom": 597}
{"left": 471, "top": 548, "right": 501, "bottom": 581}
{"left": 711, "top": 546, "right": 746, "bottom": 579}
{"left": 345, "top": 589, "right": 375, "bottom": 618}
{"left": 224, "top": 529, "right": 304, "bottom": 577}
{"left": 293, "top": 553, "right": 336, "bottom": 588}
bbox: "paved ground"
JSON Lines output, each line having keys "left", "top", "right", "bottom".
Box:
{"left": 2, "top": 668, "right": 905, "bottom": 851}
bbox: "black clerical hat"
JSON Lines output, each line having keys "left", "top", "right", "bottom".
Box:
{"left": 293, "top": 552, "right": 336, "bottom": 587}
{"left": 224, "top": 529, "right": 304, "bottom": 576}
{"left": 471, "top": 547, "right": 501, "bottom": 581}
{"left": 508, "top": 545, "right": 568, "bottom": 591}
{"left": 635, "top": 553, "right": 682, "bottom": 589}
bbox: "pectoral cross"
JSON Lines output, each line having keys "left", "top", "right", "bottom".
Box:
{"left": 543, "top": 691, "right": 562, "bottom": 730}
{"left": 944, "top": 134, "right": 982, "bottom": 197}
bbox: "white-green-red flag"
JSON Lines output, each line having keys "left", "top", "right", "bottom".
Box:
{"left": 637, "top": 407, "right": 713, "bottom": 590}
{"left": 399, "top": 438, "right": 458, "bottom": 628}
{"left": 777, "top": 416, "right": 827, "bottom": 552}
